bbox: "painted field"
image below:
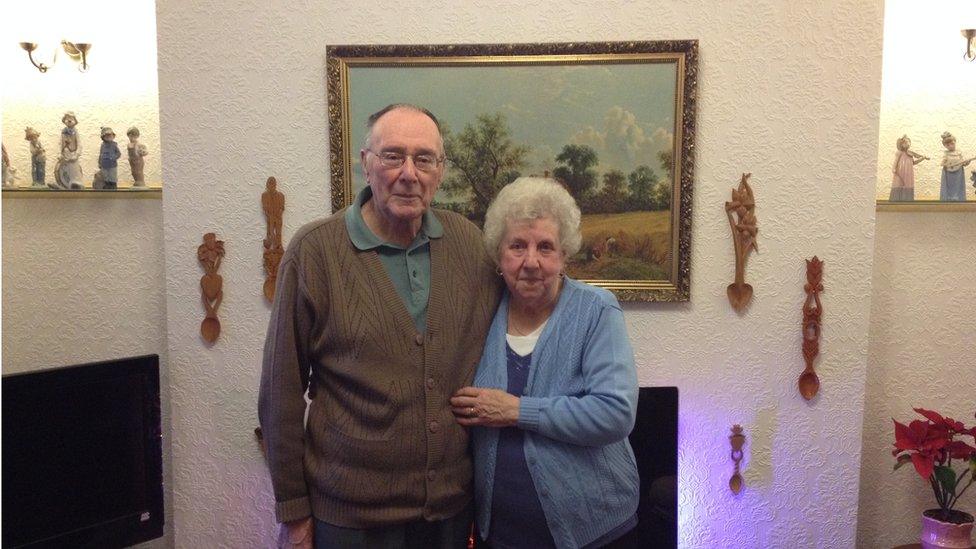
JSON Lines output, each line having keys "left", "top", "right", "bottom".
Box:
{"left": 568, "top": 210, "right": 672, "bottom": 280}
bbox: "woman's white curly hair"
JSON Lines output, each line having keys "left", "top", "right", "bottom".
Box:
{"left": 482, "top": 177, "right": 582, "bottom": 263}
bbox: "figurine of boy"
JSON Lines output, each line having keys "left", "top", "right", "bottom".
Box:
{"left": 126, "top": 127, "right": 149, "bottom": 186}
{"left": 939, "top": 131, "right": 974, "bottom": 202}
{"left": 54, "top": 111, "right": 83, "bottom": 190}
{"left": 98, "top": 127, "right": 122, "bottom": 190}
{"left": 24, "top": 127, "right": 46, "bottom": 186}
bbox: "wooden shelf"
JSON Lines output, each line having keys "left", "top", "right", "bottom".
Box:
{"left": 2, "top": 186, "right": 162, "bottom": 199}
{"left": 877, "top": 200, "right": 976, "bottom": 212}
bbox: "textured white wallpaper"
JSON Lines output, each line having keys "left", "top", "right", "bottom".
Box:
{"left": 857, "top": 213, "right": 976, "bottom": 548}
{"left": 1, "top": 199, "right": 166, "bottom": 369}
{"left": 156, "top": 1, "right": 884, "bottom": 547}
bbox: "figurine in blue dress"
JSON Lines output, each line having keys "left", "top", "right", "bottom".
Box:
{"left": 939, "top": 131, "right": 974, "bottom": 201}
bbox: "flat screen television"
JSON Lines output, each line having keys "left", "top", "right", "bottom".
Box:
{"left": 2, "top": 354, "right": 164, "bottom": 548}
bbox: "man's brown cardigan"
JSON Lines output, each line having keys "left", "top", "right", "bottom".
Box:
{"left": 258, "top": 207, "right": 500, "bottom": 527}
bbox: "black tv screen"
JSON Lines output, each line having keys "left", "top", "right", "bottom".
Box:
{"left": 2, "top": 354, "right": 163, "bottom": 548}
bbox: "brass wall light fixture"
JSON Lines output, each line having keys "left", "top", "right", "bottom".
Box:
{"left": 963, "top": 29, "right": 976, "bottom": 62}
{"left": 19, "top": 40, "right": 92, "bottom": 73}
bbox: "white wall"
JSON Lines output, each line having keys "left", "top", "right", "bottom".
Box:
{"left": 857, "top": 2, "right": 976, "bottom": 547}
{"left": 0, "top": 1, "right": 171, "bottom": 547}
{"left": 1, "top": 199, "right": 165, "bottom": 370}
{"left": 156, "top": 1, "right": 884, "bottom": 547}
{"left": 857, "top": 213, "right": 976, "bottom": 548}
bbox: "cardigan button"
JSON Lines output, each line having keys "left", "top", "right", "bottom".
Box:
{"left": 414, "top": 333, "right": 424, "bottom": 346}
{"left": 426, "top": 377, "right": 435, "bottom": 390}
{"left": 427, "top": 470, "right": 436, "bottom": 481}
{"left": 428, "top": 420, "right": 440, "bottom": 433}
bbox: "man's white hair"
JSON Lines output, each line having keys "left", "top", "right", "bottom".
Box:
{"left": 483, "top": 177, "right": 582, "bottom": 262}
{"left": 363, "top": 103, "right": 444, "bottom": 154}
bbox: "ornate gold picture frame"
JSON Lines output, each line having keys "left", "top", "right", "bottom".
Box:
{"left": 327, "top": 41, "right": 698, "bottom": 302}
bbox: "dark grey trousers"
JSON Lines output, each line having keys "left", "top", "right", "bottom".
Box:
{"left": 314, "top": 504, "right": 473, "bottom": 549}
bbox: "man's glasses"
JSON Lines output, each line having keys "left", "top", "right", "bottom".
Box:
{"left": 368, "top": 150, "right": 445, "bottom": 173}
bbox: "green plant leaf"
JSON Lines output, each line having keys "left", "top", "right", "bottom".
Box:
{"left": 894, "top": 454, "right": 913, "bottom": 471}
{"left": 934, "top": 465, "right": 957, "bottom": 494}
{"left": 970, "top": 456, "right": 976, "bottom": 476}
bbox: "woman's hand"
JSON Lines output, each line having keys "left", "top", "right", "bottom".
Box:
{"left": 277, "top": 516, "right": 312, "bottom": 549}
{"left": 450, "top": 387, "right": 520, "bottom": 428}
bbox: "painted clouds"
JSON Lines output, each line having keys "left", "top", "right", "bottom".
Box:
{"left": 572, "top": 106, "right": 673, "bottom": 175}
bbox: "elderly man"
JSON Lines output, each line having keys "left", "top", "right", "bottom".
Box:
{"left": 259, "top": 104, "right": 500, "bottom": 549}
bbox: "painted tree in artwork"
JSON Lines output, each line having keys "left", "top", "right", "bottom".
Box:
{"left": 595, "top": 169, "right": 629, "bottom": 213}
{"left": 553, "top": 144, "right": 599, "bottom": 208}
{"left": 653, "top": 149, "right": 674, "bottom": 211}
{"left": 651, "top": 179, "right": 672, "bottom": 210}
{"left": 627, "top": 165, "right": 658, "bottom": 211}
{"left": 442, "top": 113, "right": 528, "bottom": 222}
{"left": 657, "top": 150, "right": 673, "bottom": 182}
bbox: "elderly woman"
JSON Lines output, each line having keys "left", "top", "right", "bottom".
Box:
{"left": 451, "top": 177, "right": 639, "bottom": 549}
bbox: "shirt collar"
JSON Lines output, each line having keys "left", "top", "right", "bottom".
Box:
{"left": 344, "top": 186, "right": 443, "bottom": 251}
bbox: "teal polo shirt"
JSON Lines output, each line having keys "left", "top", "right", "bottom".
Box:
{"left": 344, "top": 186, "right": 443, "bottom": 332}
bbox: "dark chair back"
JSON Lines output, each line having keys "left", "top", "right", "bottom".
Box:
{"left": 627, "top": 386, "right": 679, "bottom": 548}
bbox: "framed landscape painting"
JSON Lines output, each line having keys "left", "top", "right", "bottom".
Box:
{"left": 326, "top": 41, "right": 698, "bottom": 301}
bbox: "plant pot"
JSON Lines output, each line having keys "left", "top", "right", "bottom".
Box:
{"left": 920, "top": 509, "right": 975, "bottom": 549}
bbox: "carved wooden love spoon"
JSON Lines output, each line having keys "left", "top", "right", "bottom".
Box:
{"left": 799, "top": 257, "right": 824, "bottom": 400}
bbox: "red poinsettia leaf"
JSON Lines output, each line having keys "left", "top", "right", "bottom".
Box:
{"left": 894, "top": 420, "right": 921, "bottom": 450}
{"left": 922, "top": 437, "right": 949, "bottom": 451}
{"left": 948, "top": 440, "right": 976, "bottom": 460}
{"left": 915, "top": 408, "right": 946, "bottom": 424}
{"left": 911, "top": 453, "right": 935, "bottom": 481}
{"left": 909, "top": 419, "right": 930, "bottom": 434}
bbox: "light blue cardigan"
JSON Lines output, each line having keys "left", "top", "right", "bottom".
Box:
{"left": 471, "top": 277, "right": 640, "bottom": 549}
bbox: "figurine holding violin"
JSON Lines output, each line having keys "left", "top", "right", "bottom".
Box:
{"left": 889, "top": 134, "right": 928, "bottom": 201}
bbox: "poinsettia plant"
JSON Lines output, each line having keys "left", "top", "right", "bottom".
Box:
{"left": 893, "top": 408, "right": 976, "bottom": 523}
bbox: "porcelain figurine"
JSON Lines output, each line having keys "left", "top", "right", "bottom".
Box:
{"left": 126, "top": 127, "right": 149, "bottom": 186}
{"left": 1, "top": 143, "right": 17, "bottom": 187}
{"left": 53, "top": 112, "right": 83, "bottom": 190}
{"left": 96, "top": 127, "right": 122, "bottom": 190}
{"left": 24, "top": 127, "right": 46, "bottom": 186}
{"left": 939, "top": 131, "right": 974, "bottom": 202}
{"left": 888, "top": 135, "right": 928, "bottom": 201}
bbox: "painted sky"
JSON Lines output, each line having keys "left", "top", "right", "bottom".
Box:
{"left": 346, "top": 61, "right": 678, "bottom": 198}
